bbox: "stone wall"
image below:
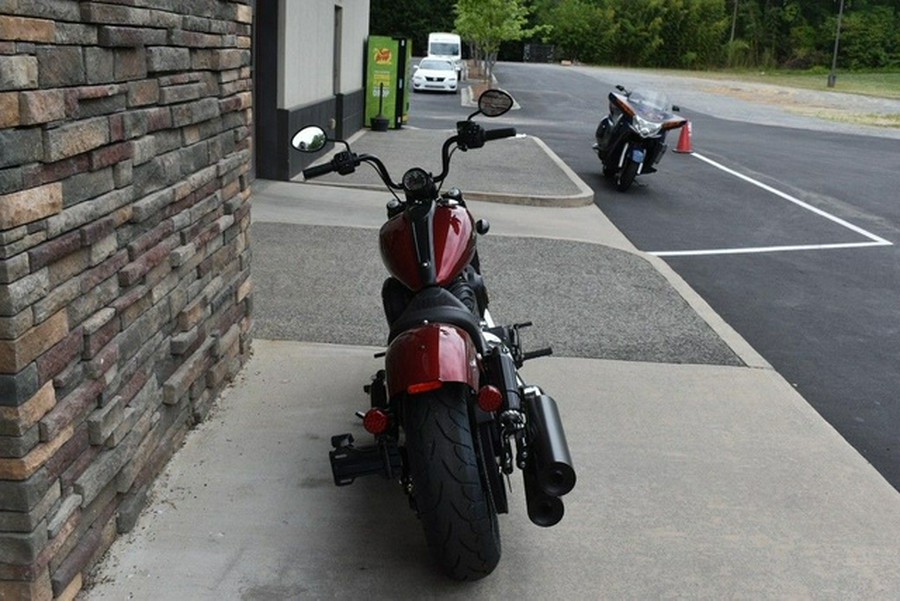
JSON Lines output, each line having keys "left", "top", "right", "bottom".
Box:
{"left": 0, "top": 1, "right": 253, "bottom": 598}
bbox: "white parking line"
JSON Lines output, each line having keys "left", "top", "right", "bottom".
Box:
{"left": 652, "top": 241, "right": 889, "bottom": 257}
{"left": 649, "top": 152, "right": 892, "bottom": 257}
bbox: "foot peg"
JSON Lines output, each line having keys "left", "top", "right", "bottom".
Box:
{"left": 329, "top": 433, "right": 402, "bottom": 486}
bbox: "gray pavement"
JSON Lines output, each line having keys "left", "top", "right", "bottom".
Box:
{"left": 81, "top": 110, "right": 900, "bottom": 599}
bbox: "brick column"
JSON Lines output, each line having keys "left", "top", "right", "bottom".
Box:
{"left": 0, "top": 2, "right": 253, "bottom": 598}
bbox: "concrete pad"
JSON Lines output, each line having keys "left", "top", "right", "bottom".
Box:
{"left": 297, "top": 128, "right": 595, "bottom": 206}
{"left": 250, "top": 179, "right": 768, "bottom": 369}
{"left": 82, "top": 340, "right": 900, "bottom": 599}
{"left": 250, "top": 221, "right": 742, "bottom": 366}
{"left": 251, "top": 179, "right": 631, "bottom": 250}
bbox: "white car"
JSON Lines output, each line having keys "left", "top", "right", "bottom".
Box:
{"left": 411, "top": 58, "right": 458, "bottom": 93}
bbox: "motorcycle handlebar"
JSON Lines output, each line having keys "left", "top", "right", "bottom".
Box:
{"left": 303, "top": 162, "right": 337, "bottom": 180}
{"left": 484, "top": 127, "right": 517, "bottom": 141}
{"left": 304, "top": 124, "right": 517, "bottom": 187}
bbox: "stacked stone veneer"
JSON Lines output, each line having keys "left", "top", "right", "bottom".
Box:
{"left": 0, "top": 1, "right": 253, "bottom": 598}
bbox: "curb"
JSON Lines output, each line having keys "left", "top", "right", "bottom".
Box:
{"left": 456, "top": 133, "right": 593, "bottom": 207}
{"left": 642, "top": 254, "right": 773, "bottom": 369}
{"left": 303, "top": 176, "right": 593, "bottom": 208}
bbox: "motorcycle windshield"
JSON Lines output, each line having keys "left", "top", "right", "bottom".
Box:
{"left": 628, "top": 90, "right": 676, "bottom": 124}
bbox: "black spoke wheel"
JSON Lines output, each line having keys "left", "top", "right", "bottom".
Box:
{"left": 403, "top": 385, "right": 501, "bottom": 580}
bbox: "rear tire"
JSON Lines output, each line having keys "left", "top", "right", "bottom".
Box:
{"left": 403, "top": 385, "right": 501, "bottom": 580}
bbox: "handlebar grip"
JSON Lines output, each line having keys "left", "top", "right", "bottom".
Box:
{"left": 302, "top": 162, "right": 336, "bottom": 180}
{"left": 484, "top": 127, "right": 517, "bottom": 141}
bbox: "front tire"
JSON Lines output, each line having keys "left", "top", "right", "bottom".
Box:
{"left": 403, "top": 385, "right": 501, "bottom": 580}
{"left": 616, "top": 159, "right": 639, "bottom": 192}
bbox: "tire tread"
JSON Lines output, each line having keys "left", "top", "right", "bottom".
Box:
{"left": 404, "top": 386, "right": 500, "bottom": 580}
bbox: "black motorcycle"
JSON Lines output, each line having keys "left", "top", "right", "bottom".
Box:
{"left": 593, "top": 85, "right": 687, "bottom": 192}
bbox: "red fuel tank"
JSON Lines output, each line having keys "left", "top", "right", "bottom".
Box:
{"left": 379, "top": 203, "right": 475, "bottom": 291}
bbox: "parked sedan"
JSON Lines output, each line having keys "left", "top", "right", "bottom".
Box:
{"left": 411, "top": 58, "right": 458, "bottom": 93}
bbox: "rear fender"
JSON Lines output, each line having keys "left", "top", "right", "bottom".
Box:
{"left": 385, "top": 323, "right": 479, "bottom": 399}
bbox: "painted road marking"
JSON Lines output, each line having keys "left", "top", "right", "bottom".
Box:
{"left": 649, "top": 152, "right": 892, "bottom": 258}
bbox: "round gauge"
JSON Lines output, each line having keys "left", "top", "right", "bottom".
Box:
{"left": 402, "top": 168, "right": 430, "bottom": 193}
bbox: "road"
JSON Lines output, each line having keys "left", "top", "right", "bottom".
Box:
{"left": 411, "top": 62, "right": 900, "bottom": 489}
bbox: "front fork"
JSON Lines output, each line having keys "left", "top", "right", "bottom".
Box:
{"left": 618, "top": 141, "right": 647, "bottom": 172}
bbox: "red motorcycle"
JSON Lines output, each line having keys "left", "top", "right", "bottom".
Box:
{"left": 292, "top": 90, "right": 576, "bottom": 580}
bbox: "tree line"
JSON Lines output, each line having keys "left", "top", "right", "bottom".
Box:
{"left": 370, "top": 0, "right": 900, "bottom": 71}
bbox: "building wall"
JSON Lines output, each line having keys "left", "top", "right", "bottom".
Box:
{"left": 256, "top": 0, "right": 369, "bottom": 180}
{"left": 0, "top": 2, "right": 253, "bottom": 598}
{"left": 280, "top": 0, "right": 332, "bottom": 108}
{"left": 280, "top": 0, "right": 368, "bottom": 107}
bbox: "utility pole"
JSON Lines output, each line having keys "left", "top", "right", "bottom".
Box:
{"left": 727, "top": 0, "right": 739, "bottom": 66}
{"left": 730, "top": 0, "right": 738, "bottom": 44}
{"left": 828, "top": 0, "right": 846, "bottom": 88}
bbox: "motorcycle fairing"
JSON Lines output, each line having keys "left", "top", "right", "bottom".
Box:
{"left": 609, "top": 92, "right": 635, "bottom": 117}
{"left": 385, "top": 323, "right": 480, "bottom": 399}
{"left": 609, "top": 91, "right": 686, "bottom": 133}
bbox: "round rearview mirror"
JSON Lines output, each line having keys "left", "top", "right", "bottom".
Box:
{"left": 291, "top": 126, "right": 327, "bottom": 153}
{"left": 478, "top": 89, "right": 514, "bottom": 117}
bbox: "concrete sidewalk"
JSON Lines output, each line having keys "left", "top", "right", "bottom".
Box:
{"left": 81, "top": 128, "right": 900, "bottom": 599}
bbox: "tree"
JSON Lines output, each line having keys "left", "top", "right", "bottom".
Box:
{"left": 653, "top": 0, "right": 728, "bottom": 68}
{"left": 369, "top": 0, "right": 456, "bottom": 56}
{"left": 421, "top": 0, "right": 900, "bottom": 72}
{"left": 602, "top": 0, "right": 666, "bottom": 66}
{"left": 455, "top": 0, "right": 547, "bottom": 81}
{"left": 840, "top": 5, "right": 898, "bottom": 69}
{"left": 540, "top": 0, "right": 611, "bottom": 63}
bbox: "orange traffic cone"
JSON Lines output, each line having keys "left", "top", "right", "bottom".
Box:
{"left": 674, "top": 121, "right": 693, "bottom": 153}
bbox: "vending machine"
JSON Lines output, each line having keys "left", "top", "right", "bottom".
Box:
{"left": 365, "top": 35, "right": 411, "bottom": 130}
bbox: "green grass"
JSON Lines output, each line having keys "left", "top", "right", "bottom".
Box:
{"left": 591, "top": 65, "right": 900, "bottom": 126}
{"left": 679, "top": 69, "right": 900, "bottom": 100}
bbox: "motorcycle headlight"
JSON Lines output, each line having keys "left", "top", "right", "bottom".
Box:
{"left": 631, "top": 114, "right": 663, "bottom": 137}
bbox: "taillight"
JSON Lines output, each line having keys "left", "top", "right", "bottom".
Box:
{"left": 407, "top": 380, "right": 443, "bottom": 395}
{"left": 363, "top": 408, "right": 390, "bottom": 434}
{"left": 477, "top": 385, "right": 503, "bottom": 413}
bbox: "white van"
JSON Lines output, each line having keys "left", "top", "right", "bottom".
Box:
{"left": 427, "top": 32, "right": 462, "bottom": 78}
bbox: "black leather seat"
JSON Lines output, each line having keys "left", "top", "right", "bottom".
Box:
{"left": 388, "top": 286, "right": 486, "bottom": 355}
